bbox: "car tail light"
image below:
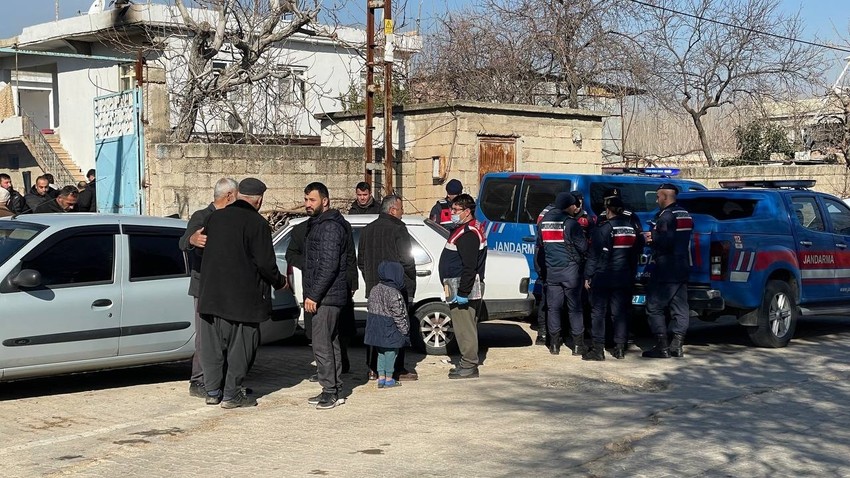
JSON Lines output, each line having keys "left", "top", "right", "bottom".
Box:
{"left": 710, "top": 241, "right": 730, "bottom": 280}
{"left": 519, "top": 278, "right": 530, "bottom": 294}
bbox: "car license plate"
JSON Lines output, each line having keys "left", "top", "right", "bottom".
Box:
{"left": 632, "top": 295, "right": 646, "bottom": 305}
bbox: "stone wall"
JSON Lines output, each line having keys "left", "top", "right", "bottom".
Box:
{"left": 321, "top": 101, "right": 604, "bottom": 213}
{"left": 679, "top": 164, "right": 850, "bottom": 197}
{"left": 147, "top": 143, "right": 412, "bottom": 218}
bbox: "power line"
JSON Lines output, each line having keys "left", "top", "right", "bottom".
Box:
{"left": 627, "top": 0, "right": 850, "bottom": 54}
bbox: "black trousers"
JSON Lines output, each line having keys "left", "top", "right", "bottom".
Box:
{"left": 546, "top": 282, "right": 584, "bottom": 337}
{"left": 590, "top": 286, "right": 630, "bottom": 345}
{"left": 199, "top": 315, "right": 260, "bottom": 400}
{"left": 646, "top": 281, "right": 689, "bottom": 336}
{"left": 536, "top": 284, "right": 548, "bottom": 334}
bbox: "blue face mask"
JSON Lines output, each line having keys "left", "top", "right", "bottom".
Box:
{"left": 451, "top": 213, "right": 462, "bottom": 224}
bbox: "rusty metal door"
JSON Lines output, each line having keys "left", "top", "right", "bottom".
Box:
{"left": 478, "top": 137, "right": 516, "bottom": 181}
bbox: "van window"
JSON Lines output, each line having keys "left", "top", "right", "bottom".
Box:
{"left": 479, "top": 178, "right": 521, "bottom": 222}
{"left": 517, "top": 179, "right": 571, "bottom": 224}
{"left": 678, "top": 197, "right": 757, "bottom": 220}
{"left": 589, "top": 182, "right": 668, "bottom": 215}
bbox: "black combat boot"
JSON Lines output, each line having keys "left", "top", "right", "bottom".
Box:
{"left": 572, "top": 334, "right": 589, "bottom": 356}
{"left": 548, "top": 332, "right": 561, "bottom": 355}
{"left": 611, "top": 343, "right": 626, "bottom": 360}
{"left": 642, "top": 334, "right": 670, "bottom": 359}
{"left": 669, "top": 333, "right": 685, "bottom": 358}
{"left": 536, "top": 332, "right": 548, "bottom": 346}
{"left": 582, "top": 342, "right": 605, "bottom": 361}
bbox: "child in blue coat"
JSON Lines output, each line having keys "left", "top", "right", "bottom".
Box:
{"left": 364, "top": 261, "right": 410, "bottom": 388}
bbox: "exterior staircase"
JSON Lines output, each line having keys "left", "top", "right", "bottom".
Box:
{"left": 19, "top": 113, "right": 85, "bottom": 187}
{"left": 43, "top": 134, "right": 85, "bottom": 184}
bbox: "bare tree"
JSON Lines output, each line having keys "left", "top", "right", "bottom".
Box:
{"left": 169, "top": 0, "right": 322, "bottom": 141}
{"left": 635, "top": 0, "right": 823, "bottom": 167}
{"left": 413, "top": 0, "right": 640, "bottom": 108}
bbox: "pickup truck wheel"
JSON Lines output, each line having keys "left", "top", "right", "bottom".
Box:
{"left": 414, "top": 302, "right": 455, "bottom": 355}
{"left": 747, "top": 280, "right": 797, "bottom": 348}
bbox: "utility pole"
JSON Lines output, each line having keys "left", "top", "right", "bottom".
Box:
{"left": 365, "top": 1, "right": 376, "bottom": 188}
{"left": 364, "top": 0, "right": 394, "bottom": 196}
{"left": 383, "top": 0, "right": 394, "bottom": 195}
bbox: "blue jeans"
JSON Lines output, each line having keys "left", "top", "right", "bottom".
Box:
{"left": 376, "top": 347, "right": 398, "bottom": 378}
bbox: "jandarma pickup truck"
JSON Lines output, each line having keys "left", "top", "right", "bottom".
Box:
{"left": 675, "top": 180, "right": 850, "bottom": 348}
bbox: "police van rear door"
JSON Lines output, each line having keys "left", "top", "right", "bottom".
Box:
{"left": 476, "top": 173, "right": 571, "bottom": 287}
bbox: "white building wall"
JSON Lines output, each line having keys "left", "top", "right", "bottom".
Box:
{"left": 55, "top": 57, "right": 120, "bottom": 175}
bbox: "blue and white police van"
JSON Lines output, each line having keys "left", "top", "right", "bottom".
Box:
{"left": 474, "top": 169, "right": 707, "bottom": 296}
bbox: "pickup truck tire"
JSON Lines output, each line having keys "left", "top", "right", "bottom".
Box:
{"left": 747, "top": 280, "right": 798, "bottom": 348}
{"left": 414, "top": 302, "right": 455, "bottom": 355}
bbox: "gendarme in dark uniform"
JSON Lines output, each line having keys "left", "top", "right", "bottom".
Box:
{"left": 596, "top": 187, "right": 643, "bottom": 234}
{"left": 537, "top": 192, "right": 588, "bottom": 356}
{"left": 430, "top": 179, "right": 463, "bottom": 231}
{"left": 642, "top": 183, "right": 693, "bottom": 359}
{"left": 583, "top": 197, "right": 643, "bottom": 360}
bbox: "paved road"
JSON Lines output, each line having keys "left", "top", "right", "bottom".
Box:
{"left": 3, "top": 316, "right": 850, "bottom": 477}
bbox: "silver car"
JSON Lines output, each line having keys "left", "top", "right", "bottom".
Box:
{"left": 0, "top": 213, "right": 295, "bottom": 382}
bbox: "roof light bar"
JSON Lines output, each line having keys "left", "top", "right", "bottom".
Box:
{"left": 719, "top": 180, "right": 816, "bottom": 190}
{"left": 602, "top": 167, "right": 681, "bottom": 177}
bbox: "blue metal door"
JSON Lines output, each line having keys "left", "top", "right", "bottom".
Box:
{"left": 94, "top": 88, "right": 145, "bottom": 214}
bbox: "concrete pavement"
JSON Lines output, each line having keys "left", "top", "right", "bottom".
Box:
{"left": 3, "top": 316, "right": 850, "bottom": 477}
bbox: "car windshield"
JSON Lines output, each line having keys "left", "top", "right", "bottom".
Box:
{"left": 0, "top": 222, "right": 46, "bottom": 265}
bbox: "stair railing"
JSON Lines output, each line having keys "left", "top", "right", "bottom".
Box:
{"left": 20, "top": 113, "right": 77, "bottom": 187}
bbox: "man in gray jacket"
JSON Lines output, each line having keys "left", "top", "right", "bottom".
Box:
{"left": 179, "top": 178, "right": 237, "bottom": 398}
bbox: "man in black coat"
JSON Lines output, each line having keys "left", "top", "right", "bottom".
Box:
{"left": 358, "top": 194, "right": 417, "bottom": 381}
{"left": 198, "top": 178, "right": 286, "bottom": 409}
{"left": 25, "top": 176, "right": 52, "bottom": 213}
{"left": 31, "top": 185, "right": 78, "bottom": 213}
{"left": 0, "top": 174, "right": 25, "bottom": 215}
{"left": 179, "top": 177, "right": 237, "bottom": 398}
{"left": 75, "top": 169, "right": 97, "bottom": 212}
{"left": 348, "top": 181, "right": 380, "bottom": 214}
{"left": 303, "top": 182, "right": 350, "bottom": 410}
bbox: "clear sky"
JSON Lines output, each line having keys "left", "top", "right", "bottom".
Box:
{"left": 3, "top": 0, "right": 848, "bottom": 76}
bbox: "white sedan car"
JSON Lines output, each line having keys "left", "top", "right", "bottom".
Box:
{"left": 272, "top": 215, "right": 534, "bottom": 354}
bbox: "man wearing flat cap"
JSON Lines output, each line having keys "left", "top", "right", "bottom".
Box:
{"left": 537, "top": 192, "right": 588, "bottom": 355}
{"left": 430, "top": 179, "right": 464, "bottom": 231}
{"left": 198, "top": 177, "right": 287, "bottom": 408}
{"left": 642, "top": 183, "right": 693, "bottom": 359}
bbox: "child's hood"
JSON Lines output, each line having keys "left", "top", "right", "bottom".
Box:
{"left": 378, "top": 261, "right": 405, "bottom": 291}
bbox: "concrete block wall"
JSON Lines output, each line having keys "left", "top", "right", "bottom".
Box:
{"left": 147, "top": 144, "right": 387, "bottom": 218}
{"left": 679, "top": 164, "right": 850, "bottom": 197}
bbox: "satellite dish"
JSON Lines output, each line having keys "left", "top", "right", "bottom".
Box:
{"left": 87, "top": 0, "right": 105, "bottom": 14}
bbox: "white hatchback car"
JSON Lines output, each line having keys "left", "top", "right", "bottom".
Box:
{"left": 272, "top": 215, "right": 534, "bottom": 354}
{"left": 0, "top": 213, "right": 295, "bottom": 382}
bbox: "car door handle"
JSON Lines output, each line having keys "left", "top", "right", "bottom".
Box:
{"left": 416, "top": 270, "right": 431, "bottom": 277}
{"left": 91, "top": 299, "right": 113, "bottom": 308}
{"left": 799, "top": 240, "right": 813, "bottom": 247}
{"left": 837, "top": 243, "right": 848, "bottom": 249}
{"left": 522, "top": 236, "right": 536, "bottom": 242}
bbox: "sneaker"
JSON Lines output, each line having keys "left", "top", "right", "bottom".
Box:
{"left": 309, "top": 374, "right": 319, "bottom": 383}
{"left": 448, "top": 367, "right": 479, "bottom": 379}
{"left": 377, "top": 378, "right": 386, "bottom": 389}
{"left": 205, "top": 391, "right": 222, "bottom": 405}
{"left": 316, "top": 393, "right": 344, "bottom": 410}
{"left": 307, "top": 392, "right": 325, "bottom": 405}
{"left": 189, "top": 381, "right": 206, "bottom": 398}
{"left": 221, "top": 389, "right": 257, "bottom": 409}
{"left": 382, "top": 379, "right": 402, "bottom": 388}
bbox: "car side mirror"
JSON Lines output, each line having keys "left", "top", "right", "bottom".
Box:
{"left": 12, "top": 269, "right": 42, "bottom": 289}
